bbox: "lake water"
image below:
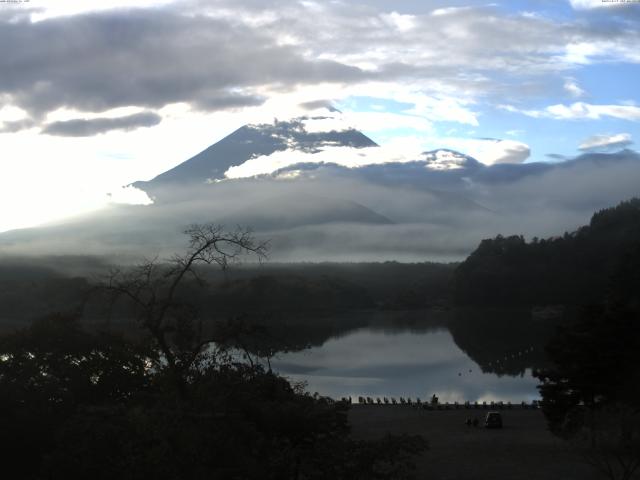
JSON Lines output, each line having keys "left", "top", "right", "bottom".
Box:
{"left": 270, "top": 322, "right": 542, "bottom": 403}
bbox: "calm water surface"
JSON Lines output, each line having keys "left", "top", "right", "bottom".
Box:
{"left": 270, "top": 324, "right": 541, "bottom": 403}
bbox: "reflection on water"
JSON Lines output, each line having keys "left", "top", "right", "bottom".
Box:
{"left": 271, "top": 324, "right": 541, "bottom": 402}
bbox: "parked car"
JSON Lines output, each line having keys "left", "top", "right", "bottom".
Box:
{"left": 484, "top": 411, "right": 503, "bottom": 429}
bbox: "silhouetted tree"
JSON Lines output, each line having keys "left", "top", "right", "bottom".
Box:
{"left": 568, "top": 403, "right": 640, "bottom": 480}
{"left": 0, "top": 225, "right": 427, "bottom": 479}
{"left": 0, "top": 314, "right": 153, "bottom": 478}
{"left": 535, "top": 246, "right": 640, "bottom": 480}
{"left": 101, "top": 223, "right": 268, "bottom": 395}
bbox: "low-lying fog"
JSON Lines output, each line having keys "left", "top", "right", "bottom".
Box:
{"left": 1, "top": 149, "right": 639, "bottom": 263}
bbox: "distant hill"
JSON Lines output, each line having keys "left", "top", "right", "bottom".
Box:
{"left": 453, "top": 198, "right": 640, "bottom": 307}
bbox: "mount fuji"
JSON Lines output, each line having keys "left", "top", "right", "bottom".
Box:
{"left": 3, "top": 115, "right": 639, "bottom": 261}
{"left": 133, "top": 117, "right": 378, "bottom": 200}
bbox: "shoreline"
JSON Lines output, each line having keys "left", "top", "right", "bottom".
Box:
{"left": 344, "top": 399, "right": 541, "bottom": 409}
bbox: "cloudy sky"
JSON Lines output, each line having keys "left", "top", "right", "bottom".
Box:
{"left": 1, "top": 0, "right": 639, "bottom": 232}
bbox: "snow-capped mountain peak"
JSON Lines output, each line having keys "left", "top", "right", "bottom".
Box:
{"left": 422, "top": 149, "right": 481, "bottom": 170}
{"left": 133, "top": 116, "right": 377, "bottom": 197}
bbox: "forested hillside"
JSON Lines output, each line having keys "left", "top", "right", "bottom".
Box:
{"left": 454, "top": 198, "right": 640, "bottom": 307}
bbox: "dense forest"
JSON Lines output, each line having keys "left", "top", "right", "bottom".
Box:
{"left": 0, "top": 260, "right": 454, "bottom": 330}
{"left": 453, "top": 198, "right": 640, "bottom": 307}
{"left": 534, "top": 237, "right": 640, "bottom": 480}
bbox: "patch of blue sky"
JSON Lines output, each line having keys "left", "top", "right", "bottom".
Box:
{"left": 363, "top": 126, "right": 424, "bottom": 145}
{"left": 368, "top": 104, "right": 637, "bottom": 163}
{"left": 335, "top": 96, "right": 414, "bottom": 114}
{"left": 338, "top": 70, "right": 639, "bottom": 163}
{"left": 359, "top": 0, "right": 591, "bottom": 20}
{"left": 493, "top": 0, "right": 574, "bottom": 19}
{"left": 571, "top": 63, "right": 640, "bottom": 105}
{"left": 486, "top": 104, "right": 639, "bottom": 158}
{"left": 468, "top": 113, "right": 577, "bottom": 161}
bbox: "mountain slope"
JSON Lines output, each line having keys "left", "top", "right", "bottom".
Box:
{"left": 221, "top": 193, "right": 393, "bottom": 230}
{"left": 133, "top": 118, "right": 377, "bottom": 199}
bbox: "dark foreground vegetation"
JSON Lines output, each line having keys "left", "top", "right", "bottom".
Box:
{"left": 454, "top": 198, "right": 640, "bottom": 308}
{"left": 0, "top": 258, "right": 453, "bottom": 329}
{"left": 534, "top": 240, "right": 640, "bottom": 480}
{"left": 0, "top": 225, "right": 426, "bottom": 479}
{"left": 1, "top": 198, "right": 639, "bottom": 479}
{"left": 454, "top": 198, "right": 640, "bottom": 479}
{"left": 0, "top": 315, "right": 427, "bottom": 479}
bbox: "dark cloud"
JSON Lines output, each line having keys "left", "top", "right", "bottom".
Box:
{"left": 0, "top": 9, "right": 365, "bottom": 125}
{"left": 42, "top": 111, "right": 162, "bottom": 137}
{"left": 2, "top": 0, "right": 638, "bottom": 132}
{"left": 299, "top": 100, "right": 341, "bottom": 112}
{"left": 0, "top": 118, "right": 36, "bottom": 133}
{"left": 546, "top": 153, "right": 569, "bottom": 161}
{"left": 229, "top": 0, "right": 640, "bottom": 100}
{"left": 194, "top": 92, "right": 266, "bottom": 112}
{"left": 495, "top": 142, "right": 531, "bottom": 164}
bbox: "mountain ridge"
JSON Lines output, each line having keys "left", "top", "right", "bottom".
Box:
{"left": 133, "top": 118, "right": 378, "bottom": 199}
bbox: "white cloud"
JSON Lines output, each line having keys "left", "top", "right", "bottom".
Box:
{"left": 2, "top": 0, "right": 640, "bottom": 232}
{"left": 564, "top": 78, "right": 585, "bottom": 98}
{"left": 501, "top": 102, "right": 640, "bottom": 121}
{"left": 28, "top": 0, "right": 179, "bottom": 22}
{"left": 568, "top": 0, "right": 621, "bottom": 9}
{"left": 0, "top": 104, "right": 249, "bottom": 232}
{"left": 560, "top": 41, "right": 640, "bottom": 65}
{"left": 300, "top": 116, "right": 348, "bottom": 134}
{"left": 579, "top": 133, "right": 633, "bottom": 151}
{"left": 108, "top": 185, "right": 153, "bottom": 205}
{"left": 0, "top": 145, "right": 110, "bottom": 231}
{"left": 224, "top": 143, "right": 425, "bottom": 179}
{"left": 336, "top": 82, "right": 479, "bottom": 126}
{"left": 45, "top": 106, "right": 148, "bottom": 123}
{"left": 435, "top": 137, "right": 531, "bottom": 165}
{"left": 467, "top": 139, "right": 530, "bottom": 165}
{"left": 340, "top": 110, "right": 433, "bottom": 133}
{"left": 562, "top": 42, "right": 601, "bottom": 65}
{"left": 548, "top": 103, "right": 640, "bottom": 121}
{"left": 431, "top": 6, "right": 475, "bottom": 16}
{"left": 0, "top": 104, "right": 28, "bottom": 123}
{"left": 404, "top": 94, "right": 479, "bottom": 126}
{"left": 295, "top": 106, "right": 436, "bottom": 134}
{"left": 381, "top": 11, "right": 416, "bottom": 32}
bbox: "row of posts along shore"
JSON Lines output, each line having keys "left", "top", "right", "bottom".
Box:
{"left": 340, "top": 396, "right": 541, "bottom": 410}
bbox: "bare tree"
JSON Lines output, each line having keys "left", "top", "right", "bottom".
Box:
{"left": 101, "top": 224, "right": 268, "bottom": 395}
